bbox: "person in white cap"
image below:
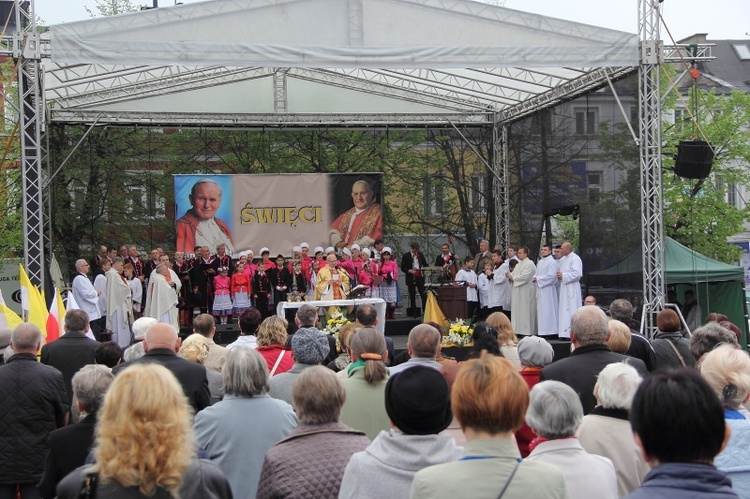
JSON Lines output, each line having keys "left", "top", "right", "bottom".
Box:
{"left": 259, "top": 247, "right": 274, "bottom": 271}
{"left": 339, "top": 247, "right": 357, "bottom": 285}
{"left": 254, "top": 248, "right": 274, "bottom": 318}
{"left": 300, "top": 243, "right": 311, "bottom": 264}
{"left": 358, "top": 249, "right": 377, "bottom": 297}
{"left": 244, "top": 249, "right": 257, "bottom": 276}
{"left": 300, "top": 242, "right": 313, "bottom": 287}
{"left": 378, "top": 247, "right": 399, "bottom": 319}
{"left": 325, "top": 246, "right": 336, "bottom": 256}
{"left": 329, "top": 180, "right": 383, "bottom": 250}
{"left": 351, "top": 244, "right": 363, "bottom": 285}
{"left": 306, "top": 247, "right": 325, "bottom": 300}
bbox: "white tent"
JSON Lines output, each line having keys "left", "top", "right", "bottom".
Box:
{"left": 45, "top": 0, "right": 639, "bottom": 127}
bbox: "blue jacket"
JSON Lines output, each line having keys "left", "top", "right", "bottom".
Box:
{"left": 716, "top": 418, "right": 750, "bottom": 498}
{"left": 625, "top": 463, "right": 738, "bottom": 499}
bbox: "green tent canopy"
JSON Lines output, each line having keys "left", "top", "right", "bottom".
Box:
{"left": 590, "top": 238, "right": 746, "bottom": 342}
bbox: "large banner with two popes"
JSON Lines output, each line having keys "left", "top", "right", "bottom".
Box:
{"left": 174, "top": 173, "right": 384, "bottom": 257}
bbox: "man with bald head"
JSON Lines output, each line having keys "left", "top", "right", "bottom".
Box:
{"left": 389, "top": 324, "right": 442, "bottom": 375}
{"left": 70, "top": 258, "right": 103, "bottom": 339}
{"left": 315, "top": 253, "right": 350, "bottom": 301}
{"left": 556, "top": 241, "right": 583, "bottom": 339}
{"left": 0, "top": 324, "right": 69, "bottom": 498}
{"left": 329, "top": 179, "right": 383, "bottom": 250}
{"left": 113, "top": 323, "right": 210, "bottom": 412}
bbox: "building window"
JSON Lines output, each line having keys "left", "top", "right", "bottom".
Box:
{"left": 124, "top": 171, "right": 165, "bottom": 217}
{"left": 68, "top": 180, "right": 86, "bottom": 211}
{"left": 424, "top": 177, "right": 444, "bottom": 216}
{"left": 575, "top": 108, "right": 598, "bottom": 135}
{"left": 471, "top": 174, "right": 487, "bottom": 214}
{"left": 588, "top": 171, "right": 602, "bottom": 204}
{"left": 733, "top": 44, "right": 750, "bottom": 60}
{"left": 727, "top": 182, "right": 738, "bottom": 208}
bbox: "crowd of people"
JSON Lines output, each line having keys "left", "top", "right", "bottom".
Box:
{"left": 76, "top": 237, "right": 591, "bottom": 346}
{"left": 1, "top": 289, "right": 749, "bottom": 498}
{"left": 79, "top": 239, "right": 412, "bottom": 340}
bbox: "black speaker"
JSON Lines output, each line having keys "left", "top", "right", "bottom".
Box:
{"left": 674, "top": 140, "right": 714, "bottom": 179}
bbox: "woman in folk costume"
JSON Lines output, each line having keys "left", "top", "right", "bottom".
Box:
{"left": 339, "top": 248, "right": 357, "bottom": 287}
{"left": 231, "top": 261, "right": 252, "bottom": 315}
{"left": 144, "top": 263, "right": 181, "bottom": 331}
{"left": 377, "top": 247, "right": 398, "bottom": 319}
{"left": 105, "top": 257, "right": 133, "bottom": 348}
{"left": 306, "top": 246, "right": 325, "bottom": 292}
{"left": 239, "top": 250, "right": 258, "bottom": 277}
{"left": 351, "top": 244, "right": 364, "bottom": 287}
{"left": 358, "top": 250, "right": 378, "bottom": 298}
{"left": 212, "top": 267, "right": 233, "bottom": 324}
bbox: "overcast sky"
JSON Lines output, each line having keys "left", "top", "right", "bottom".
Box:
{"left": 35, "top": 0, "right": 748, "bottom": 40}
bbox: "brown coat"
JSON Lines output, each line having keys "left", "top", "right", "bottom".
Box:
{"left": 256, "top": 422, "right": 369, "bottom": 499}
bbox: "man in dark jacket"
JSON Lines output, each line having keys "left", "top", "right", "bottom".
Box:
{"left": 38, "top": 365, "right": 114, "bottom": 499}
{"left": 609, "top": 298, "right": 657, "bottom": 372}
{"left": 40, "top": 309, "right": 100, "bottom": 405}
{"left": 628, "top": 368, "right": 737, "bottom": 499}
{"left": 401, "top": 242, "right": 428, "bottom": 317}
{"left": 0, "top": 324, "right": 69, "bottom": 499}
{"left": 541, "top": 306, "right": 648, "bottom": 414}
{"left": 113, "top": 323, "right": 210, "bottom": 412}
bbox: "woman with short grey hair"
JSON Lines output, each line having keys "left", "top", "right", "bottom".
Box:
{"left": 257, "top": 366, "right": 369, "bottom": 499}
{"left": 525, "top": 380, "right": 618, "bottom": 499}
{"left": 194, "top": 347, "right": 297, "bottom": 499}
{"left": 576, "top": 362, "right": 648, "bottom": 497}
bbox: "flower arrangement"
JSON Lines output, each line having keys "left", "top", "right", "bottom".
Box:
{"left": 323, "top": 311, "right": 350, "bottom": 336}
{"left": 444, "top": 318, "right": 474, "bottom": 347}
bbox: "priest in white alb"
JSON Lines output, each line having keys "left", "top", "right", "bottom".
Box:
{"left": 509, "top": 247, "right": 537, "bottom": 336}
{"left": 144, "top": 263, "right": 181, "bottom": 331}
{"left": 105, "top": 257, "right": 133, "bottom": 348}
{"left": 533, "top": 244, "right": 559, "bottom": 337}
{"left": 557, "top": 241, "right": 583, "bottom": 339}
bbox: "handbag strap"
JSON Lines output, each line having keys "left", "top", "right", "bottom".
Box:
{"left": 79, "top": 470, "right": 99, "bottom": 499}
{"left": 665, "top": 338, "right": 687, "bottom": 367}
{"left": 269, "top": 350, "right": 286, "bottom": 376}
{"left": 497, "top": 460, "right": 522, "bottom": 499}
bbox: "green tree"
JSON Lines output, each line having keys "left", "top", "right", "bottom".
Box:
{"left": 663, "top": 88, "right": 750, "bottom": 263}
{"left": 85, "top": 0, "right": 140, "bottom": 17}
{"left": 0, "top": 59, "right": 23, "bottom": 259}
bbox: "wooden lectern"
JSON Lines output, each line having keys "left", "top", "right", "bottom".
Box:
{"left": 437, "top": 285, "right": 467, "bottom": 321}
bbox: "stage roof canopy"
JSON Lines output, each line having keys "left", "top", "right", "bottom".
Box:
{"left": 45, "top": 0, "right": 639, "bottom": 127}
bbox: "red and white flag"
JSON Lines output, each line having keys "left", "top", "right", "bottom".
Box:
{"left": 45, "top": 288, "right": 66, "bottom": 343}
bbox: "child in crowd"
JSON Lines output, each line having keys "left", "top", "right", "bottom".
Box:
{"left": 231, "top": 261, "right": 252, "bottom": 315}
{"left": 123, "top": 263, "right": 142, "bottom": 319}
{"left": 292, "top": 261, "right": 307, "bottom": 296}
{"left": 212, "top": 267, "right": 233, "bottom": 324}
{"left": 476, "top": 261, "right": 493, "bottom": 320}
{"left": 455, "top": 256, "right": 478, "bottom": 321}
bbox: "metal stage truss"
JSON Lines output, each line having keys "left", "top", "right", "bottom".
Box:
{"left": 1, "top": 0, "right": 714, "bottom": 330}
